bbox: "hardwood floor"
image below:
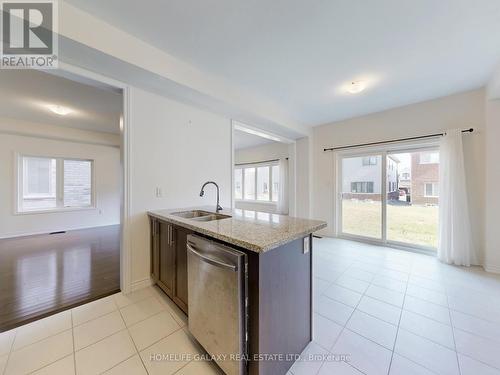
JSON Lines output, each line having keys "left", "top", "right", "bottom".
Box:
{"left": 0, "top": 225, "right": 120, "bottom": 332}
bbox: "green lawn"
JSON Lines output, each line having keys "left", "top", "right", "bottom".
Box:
{"left": 342, "top": 200, "right": 438, "bottom": 249}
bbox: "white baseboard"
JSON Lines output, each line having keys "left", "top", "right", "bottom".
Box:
{"left": 483, "top": 263, "right": 500, "bottom": 274}
{"left": 0, "top": 223, "right": 120, "bottom": 239}
{"left": 130, "top": 277, "right": 153, "bottom": 292}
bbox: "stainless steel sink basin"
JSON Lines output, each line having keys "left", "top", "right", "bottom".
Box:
{"left": 171, "top": 210, "right": 213, "bottom": 219}
{"left": 191, "top": 213, "right": 231, "bottom": 222}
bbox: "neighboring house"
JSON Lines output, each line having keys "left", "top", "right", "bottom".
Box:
{"left": 411, "top": 151, "right": 439, "bottom": 205}
{"left": 342, "top": 155, "right": 399, "bottom": 200}
{"left": 399, "top": 166, "right": 411, "bottom": 194}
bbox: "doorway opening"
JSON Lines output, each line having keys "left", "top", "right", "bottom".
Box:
{"left": 0, "top": 68, "right": 124, "bottom": 331}
{"left": 231, "top": 122, "right": 295, "bottom": 215}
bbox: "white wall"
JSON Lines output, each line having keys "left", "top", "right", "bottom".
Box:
{"left": 487, "top": 64, "right": 500, "bottom": 100}
{"left": 235, "top": 142, "right": 289, "bottom": 164}
{"left": 128, "top": 88, "right": 232, "bottom": 285}
{"left": 312, "top": 89, "right": 486, "bottom": 260}
{"left": 295, "top": 137, "right": 311, "bottom": 218}
{"left": 484, "top": 97, "right": 500, "bottom": 272}
{"left": 0, "top": 122, "right": 121, "bottom": 238}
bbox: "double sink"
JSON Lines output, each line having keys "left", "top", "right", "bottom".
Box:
{"left": 171, "top": 210, "right": 231, "bottom": 222}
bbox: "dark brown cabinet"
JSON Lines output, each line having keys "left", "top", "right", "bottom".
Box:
{"left": 150, "top": 218, "right": 190, "bottom": 314}
{"left": 150, "top": 218, "right": 160, "bottom": 283}
{"left": 158, "top": 221, "right": 175, "bottom": 297}
{"left": 173, "top": 226, "right": 189, "bottom": 312}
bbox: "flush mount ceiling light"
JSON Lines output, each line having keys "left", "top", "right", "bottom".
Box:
{"left": 47, "top": 104, "right": 73, "bottom": 116}
{"left": 347, "top": 80, "right": 367, "bottom": 94}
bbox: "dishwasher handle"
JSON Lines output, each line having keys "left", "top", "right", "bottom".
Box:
{"left": 187, "top": 243, "right": 238, "bottom": 272}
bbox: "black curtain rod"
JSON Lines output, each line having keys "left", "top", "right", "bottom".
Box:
{"left": 235, "top": 157, "right": 288, "bottom": 166}
{"left": 323, "top": 128, "right": 474, "bottom": 152}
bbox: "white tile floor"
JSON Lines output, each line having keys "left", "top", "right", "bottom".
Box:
{"left": 0, "top": 286, "right": 221, "bottom": 375}
{"left": 1, "top": 237, "right": 500, "bottom": 375}
{"left": 298, "top": 238, "right": 500, "bottom": 375}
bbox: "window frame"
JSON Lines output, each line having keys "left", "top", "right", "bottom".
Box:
{"left": 350, "top": 181, "right": 374, "bottom": 194}
{"left": 362, "top": 156, "right": 378, "bottom": 166}
{"left": 424, "top": 182, "right": 439, "bottom": 198}
{"left": 419, "top": 151, "right": 439, "bottom": 164}
{"left": 234, "top": 161, "right": 279, "bottom": 204}
{"left": 15, "top": 153, "right": 96, "bottom": 215}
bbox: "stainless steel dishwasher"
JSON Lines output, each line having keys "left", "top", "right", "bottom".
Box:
{"left": 187, "top": 234, "right": 248, "bottom": 375}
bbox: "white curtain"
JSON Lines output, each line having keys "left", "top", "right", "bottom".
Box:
{"left": 278, "top": 158, "right": 289, "bottom": 215}
{"left": 438, "top": 129, "right": 477, "bottom": 266}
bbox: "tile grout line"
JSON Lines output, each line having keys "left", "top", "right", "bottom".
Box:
{"left": 446, "top": 290, "right": 462, "bottom": 375}
{"left": 455, "top": 351, "right": 500, "bottom": 373}
{"left": 100, "top": 289, "right": 178, "bottom": 375}
{"left": 317, "top": 245, "right": 500, "bottom": 374}
{"left": 319, "top": 240, "right": 500, "bottom": 369}
{"left": 67, "top": 293, "right": 148, "bottom": 374}
{"left": 110, "top": 293, "right": 148, "bottom": 375}
{"left": 315, "top": 262, "right": 375, "bottom": 375}
{"left": 393, "top": 351, "right": 444, "bottom": 375}
{"left": 71, "top": 310, "right": 77, "bottom": 374}
{"left": 2, "top": 328, "right": 17, "bottom": 375}
{"left": 111, "top": 289, "right": 189, "bottom": 374}
{"left": 323, "top": 284, "right": 460, "bottom": 329}
{"left": 386, "top": 261, "right": 411, "bottom": 375}
{"left": 12, "top": 302, "right": 123, "bottom": 353}
{"left": 331, "top": 264, "right": 382, "bottom": 375}
{"left": 11, "top": 305, "right": 128, "bottom": 354}
{"left": 312, "top": 260, "right": 354, "bottom": 375}
{"left": 323, "top": 293, "right": 494, "bottom": 370}
{"left": 25, "top": 354, "right": 74, "bottom": 375}
{"left": 325, "top": 255, "right": 459, "bottom": 374}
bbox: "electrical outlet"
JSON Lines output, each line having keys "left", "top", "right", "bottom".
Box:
{"left": 303, "top": 236, "right": 310, "bottom": 254}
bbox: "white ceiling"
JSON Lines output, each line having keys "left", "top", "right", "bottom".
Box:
{"left": 233, "top": 129, "right": 275, "bottom": 150}
{"left": 66, "top": 0, "right": 500, "bottom": 127}
{"left": 0, "top": 69, "right": 122, "bottom": 134}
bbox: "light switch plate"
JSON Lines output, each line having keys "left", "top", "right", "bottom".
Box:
{"left": 303, "top": 236, "right": 310, "bottom": 254}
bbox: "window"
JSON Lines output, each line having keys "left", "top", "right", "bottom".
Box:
{"left": 420, "top": 151, "right": 439, "bottom": 164}
{"left": 244, "top": 168, "right": 255, "bottom": 200}
{"left": 235, "top": 162, "right": 279, "bottom": 203}
{"left": 362, "top": 156, "right": 377, "bottom": 166}
{"left": 234, "top": 169, "right": 242, "bottom": 200}
{"left": 271, "top": 165, "right": 279, "bottom": 202}
{"left": 18, "top": 155, "right": 94, "bottom": 213}
{"left": 256, "top": 166, "right": 269, "bottom": 200}
{"left": 388, "top": 181, "right": 398, "bottom": 192}
{"left": 63, "top": 160, "right": 92, "bottom": 207}
{"left": 424, "top": 182, "right": 439, "bottom": 197}
{"left": 350, "top": 181, "right": 374, "bottom": 193}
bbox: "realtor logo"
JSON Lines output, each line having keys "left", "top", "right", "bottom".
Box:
{"left": 1, "top": 0, "right": 58, "bottom": 68}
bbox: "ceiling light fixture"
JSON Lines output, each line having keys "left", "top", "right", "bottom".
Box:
{"left": 347, "top": 80, "right": 367, "bottom": 94}
{"left": 47, "top": 104, "right": 72, "bottom": 116}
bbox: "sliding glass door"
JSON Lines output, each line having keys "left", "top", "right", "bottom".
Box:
{"left": 386, "top": 150, "right": 439, "bottom": 249}
{"left": 340, "top": 154, "right": 383, "bottom": 239}
{"left": 338, "top": 147, "right": 439, "bottom": 251}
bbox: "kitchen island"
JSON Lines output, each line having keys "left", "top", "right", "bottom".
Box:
{"left": 148, "top": 207, "right": 326, "bottom": 375}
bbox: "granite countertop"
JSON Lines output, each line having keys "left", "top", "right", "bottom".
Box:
{"left": 147, "top": 206, "right": 327, "bottom": 253}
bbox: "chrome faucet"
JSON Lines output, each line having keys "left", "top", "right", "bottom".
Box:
{"left": 199, "top": 181, "right": 223, "bottom": 212}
